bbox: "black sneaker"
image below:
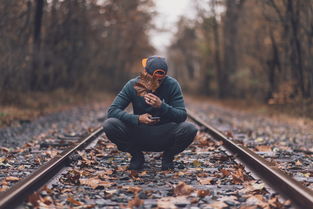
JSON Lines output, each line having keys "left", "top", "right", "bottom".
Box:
{"left": 128, "top": 152, "right": 145, "bottom": 170}
{"left": 161, "top": 153, "right": 174, "bottom": 170}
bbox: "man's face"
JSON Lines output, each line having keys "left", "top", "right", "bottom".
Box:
{"left": 152, "top": 69, "right": 167, "bottom": 83}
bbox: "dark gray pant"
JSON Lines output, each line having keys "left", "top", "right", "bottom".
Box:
{"left": 103, "top": 118, "right": 197, "bottom": 155}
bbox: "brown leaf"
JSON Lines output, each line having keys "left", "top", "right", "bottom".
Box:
{"left": 174, "top": 181, "right": 194, "bottom": 196}
{"left": 268, "top": 196, "right": 284, "bottom": 208}
{"left": 256, "top": 145, "right": 272, "bottom": 152}
{"left": 225, "top": 131, "right": 234, "bottom": 138}
{"left": 197, "top": 190, "right": 210, "bottom": 198}
{"left": 232, "top": 168, "right": 246, "bottom": 184}
{"left": 63, "top": 169, "right": 81, "bottom": 185}
{"left": 197, "top": 177, "right": 213, "bottom": 185}
{"left": 295, "top": 160, "right": 302, "bottom": 166}
{"left": 79, "top": 177, "right": 112, "bottom": 189}
{"left": 128, "top": 195, "right": 144, "bottom": 208}
{"left": 134, "top": 72, "right": 160, "bottom": 96}
{"left": 220, "top": 169, "right": 231, "bottom": 177}
{"left": 195, "top": 133, "right": 210, "bottom": 146}
{"left": 192, "top": 160, "right": 202, "bottom": 167}
{"left": 41, "top": 196, "right": 53, "bottom": 205}
{"left": 26, "top": 191, "right": 40, "bottom": 207}
{"left": 5, "top": 176, "right": 20, "bottom": 182}
{"left": 0, "top": 147, "right": 10, "bottom": 152}
{"left": 246, "top": 194, "right": 267, "bottom": 207}
{"left": 67, "top": 196, "right": 82, "bottom": 206}
{"left": 0, "top": 157, "right": 6, "bottom": 163}
{"left": 157, "top": 196, "right": 188, "bottom": 209}
{"left": 125, "top": 186, "right": 142, "bottom": 194}
{"left": 208, "top": 201, "right": 228, "bottom": 209}
{"left": 239, "top": 206, "right": 258, "bottom": 209}
{"left": 130, "top": 170, "right": 138, "bottom": 178}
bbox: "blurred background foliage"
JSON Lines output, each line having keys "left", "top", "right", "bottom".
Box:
{"left": 169, "top": 0, "right": 313, "bottom": 107}
{"left": 0, "top": 0, "right": 312, "bottom": 113}
{"left": 0, "top": 0, "right": 154, "bottom": 105}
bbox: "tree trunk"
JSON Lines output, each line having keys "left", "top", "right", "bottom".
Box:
{"left": 31, "top": 0, "right": 44, "bottom": 90}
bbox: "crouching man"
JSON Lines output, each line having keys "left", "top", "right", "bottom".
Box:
{"left": 103, "top": 56, "right": 197, "bottom": 170}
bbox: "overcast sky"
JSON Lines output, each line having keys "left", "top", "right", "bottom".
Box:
{"left": 150, "top": 0, "right": 196, "bottom": 54}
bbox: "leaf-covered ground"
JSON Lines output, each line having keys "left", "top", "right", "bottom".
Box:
{"left": 23, "top": 132, "right": 291, "bottom": 208}
{"left": 1, "top": 96, "right": 312, "bottom": 208}
{"left": 186, "top": 98, "right": 313, "bottom": 191}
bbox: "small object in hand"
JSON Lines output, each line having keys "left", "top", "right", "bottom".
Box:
{"left": 149, "top": 116, "right": 160, "bottom": 120}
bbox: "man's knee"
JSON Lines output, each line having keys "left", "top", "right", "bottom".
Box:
{"left": 103, "top": 118, "right": 124, "bottom": 133}
{"left": 176, "top": 122, "right": 198, "bottom": 137}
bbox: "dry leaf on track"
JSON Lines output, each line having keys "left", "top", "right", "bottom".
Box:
{"left": 79, "top": 177, "right": 112, "bottom": 189}
{"left": 157, "top": 196, "right": 189, "bottom": 209}
{"left": 128, "top": 195, "right": 144, "bottom": 208}
{"left": 67, "top": 196, "right": 82, "bottom": 206}
{"left": 208, "top": 201, "right": 228, "bottom": 209}
{"left": 197, "top": 177, "right": 213, "bottom": 185}
{"left": 197, "top": 190, "right": 211, "bottom": 198}
{"left": 123, "top": 186, "right": 142, "bottom": 194}
{"left": 174, "top": 181, "right": 194, "bottom": 196}
{"left": 5, "top": 176, "right": 20, "bottom": 182}
{"left": 256, "top": 145, "right": 272, "bottom": 152}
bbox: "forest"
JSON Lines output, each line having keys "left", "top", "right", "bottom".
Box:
{"left": 170, "top": 0, "right": 313, "bottom": 106}
{"left": 0, "top": 0, "right": 312, "bottom": 115}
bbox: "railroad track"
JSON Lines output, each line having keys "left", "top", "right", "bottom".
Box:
{"left": 0, "top": 127, "right": 104, "bottom": 209}
{"left": 187, "top": 109, "right": 313, "bottom": 209}
{"left": 0, "top": 110, "right": 312, "bottom": 208}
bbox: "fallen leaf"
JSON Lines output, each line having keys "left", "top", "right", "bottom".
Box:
{"left": 123, "top": 186, "right": 142, "bottom": 194}
{"left": 232, "top": 168, "right": 247, "bottom": 184}
{"left": 208, "top": 201, "right": 228, "bottom": 209}
{"left": 225, "top": 131, "right": 234, "bottom": 138}
{"left": 63, "top": 169, "right": 80, "bottom": 185}
{"left": 295, "top": 160, "right": 302, "bottom": 166}
{"left": 128, "top": 195, "right": 144, "bottom": 208}
{"left": 256, "top": 145, "right": 272, "bottom": 152}
{"left": 255, "top": 137, "right": 264, "bottom": 143}
{"left": 197, "top": 177, "right": 213, "bottom": 185}
{"left": 41, "top": 196, "right": 53, "bottom": 205}
{"left": 239, "top": 206, "right": 258, "bottom": 209}
{"left": 67, "top": 196, "right": 82, "bottom": 206}
{"left": 197, "top": 190, "right": 210, "bottom": 198}
{"left": 130, "top": 170, "right": 138, "bottom": 178}
{"left": 80, "top": 177, "right": 112, "bottom": 189}
{"left": 192, "top": 160, "right": 202, "bottom": 167}
{"left": 157, "top": 196, "right": 189, "bottom": 209}
{"left": 174, "top": 181, "right": 194, "bottom": 196}
{"left": 246, "top": 194, "right": 267, "bottom": 207}
{"left": 5, "top": 176, "right": 20, "bottom": 182}
{"left": 0, "top": 147, "right": 9, "bottom": 152}
{"left": 0, "top": 158, "right": 6, "bottom": 163}
{"left": 220, "top": 169, "right": 231, "bottom": 177}
{"left": 195, "top": 133, "right": 209, "bottom": 146}
{"left": 26, "top": 191, "right": 40, "bottom": 207}
{"left": 268, "top": 196, "right": 284, "bottom": 208}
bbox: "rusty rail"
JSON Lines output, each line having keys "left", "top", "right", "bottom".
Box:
{"left": 187, "top": 109, "right": 313, "bottom": 209}
{"left": 0, "top": 127, "right": 103, "bottom": 209}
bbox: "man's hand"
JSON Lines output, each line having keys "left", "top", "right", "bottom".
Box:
{"left": 144, "top": 93, "right": 162, "bottom": 108}
{"left": 139, "top": 113, "right": 160, "bottom": 124}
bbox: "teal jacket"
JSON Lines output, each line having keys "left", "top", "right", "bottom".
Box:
{"left": 107, "top": 76, "right": 187, "bottom": 126}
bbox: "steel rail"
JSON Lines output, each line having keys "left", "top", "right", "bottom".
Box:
{"left": 187, "top": 109, "right": 313, "bottom": 209}
{"left": 0, "top": 127, "right": 104, "bottom": 209}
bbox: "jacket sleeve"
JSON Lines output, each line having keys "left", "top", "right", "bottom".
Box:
{"left": 107, "top": 81, "right": 139, "bottom": 126}
{"left": 159, "top": 81, "right": 187, "bottom": 123}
